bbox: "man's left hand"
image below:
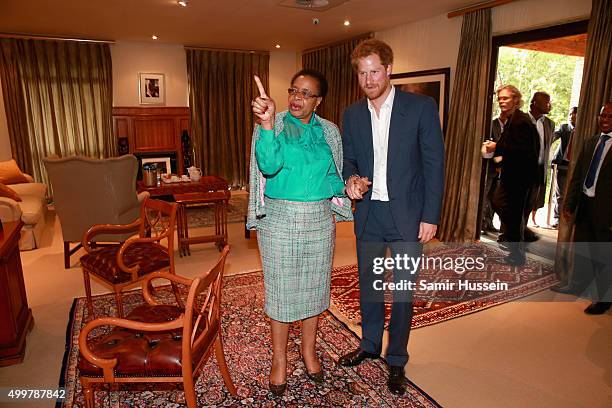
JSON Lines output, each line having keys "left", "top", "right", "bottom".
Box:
{"left": 418, "top": 222, "right": 437, "bottom": 243}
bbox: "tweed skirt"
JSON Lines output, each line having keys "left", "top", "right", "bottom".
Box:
{"left": 257, "top": 197, "right": 335, "bottom": 322}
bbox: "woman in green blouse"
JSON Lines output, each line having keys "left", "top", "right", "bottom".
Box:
{"left": 247, "top": 70, "right": 352, "bottom": 395}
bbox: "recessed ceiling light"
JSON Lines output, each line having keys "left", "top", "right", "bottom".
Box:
{"left": 152, "top": 35, "right": 158, "bottom": 40}
{"left": 177, "top": 1, "right": 188, "bottom": 6}
{"left": 344, "top": 20, "right": 350, "bottom": 26}
{"left": 275, "top": 44, "right": 281, "bottom": 49}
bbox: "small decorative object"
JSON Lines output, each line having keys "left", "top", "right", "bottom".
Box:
{"left": 117, "top": 137, "right": 129, "bottom": 155}
{"left": 187, "top": 166, "right": 201, "bottom": 182}
{"left": 142, "top": 163, "right": 158, "bottom": 187}
{"left": 390, "top": 68, "right": 450, "bottom": 135}
{"left": 139, "top": 73, "right": 165, "bottom": 105}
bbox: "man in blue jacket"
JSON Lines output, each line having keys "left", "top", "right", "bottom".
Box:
{"left": 338, "top": 39, "right": 445, "bottom": 395}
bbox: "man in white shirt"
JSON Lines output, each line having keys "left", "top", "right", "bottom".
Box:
{"left": 526, "top": 92, "right": 556, "bottom": 232}
{"left": 339, "top": 39, "right": 445, "bottom": 395}
{"left": 556, "top": 102, "right": 612, "bottom": 314}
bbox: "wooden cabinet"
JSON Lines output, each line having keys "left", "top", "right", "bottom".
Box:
{"left": 0, "top": 221, "right": 34, "bottom": 366}
{"left": 113, "top": 107, "right": 191, "bottom": 175}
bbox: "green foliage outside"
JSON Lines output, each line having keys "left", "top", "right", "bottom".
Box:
{"left": 494, "top": 47, "right": 582, "bottom": 127}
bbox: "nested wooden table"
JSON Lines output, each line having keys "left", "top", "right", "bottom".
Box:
{"left": 174, "top": 190, "right": 231, "bottom": 256}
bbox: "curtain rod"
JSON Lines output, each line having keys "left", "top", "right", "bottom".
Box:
{"left": 184, "top": 45, "right": 269, "bottom": 55}
{"left": 0, "top": 32, "right": 114, "bottom": 43}
{"left": 447, "top": 0, "right": 517, "bottom": 18}
{"left": 302, "top": 32, "right": 373, "bottom": 54}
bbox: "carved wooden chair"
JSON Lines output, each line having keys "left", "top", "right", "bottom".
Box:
{"left": 80, "top": 197, "right": 179, "bottom": 318}
{"left": 78, "top": 245, "right": 235, "bottom": 407}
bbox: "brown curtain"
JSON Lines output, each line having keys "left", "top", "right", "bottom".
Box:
{"left": 301, "top": 34, "right": 372, "bottom": 127}
{"left": 186, "top": 48, "right": 269, "bottom": 187}
{"left": 0, "top": 39, "right": 114, "bottom": 186}
{"left": 555, "top": 0, "right": 612, "bottom": 281}
{"left": 438, "top": 9, "right": 492, "bottom": 242}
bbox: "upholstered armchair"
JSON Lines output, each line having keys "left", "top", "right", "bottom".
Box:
{"left": 43, "top": 155, "right": 149, "bottom": 268}
{"left": 78, "top": 246, "right": 236, "bottom": 407}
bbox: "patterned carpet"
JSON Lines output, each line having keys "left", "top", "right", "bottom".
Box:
{"left": 58, "top": 272, "right": 440, "bottom": 407}
{"left": 331, "top": 243, "right": 558, "bottom": 329}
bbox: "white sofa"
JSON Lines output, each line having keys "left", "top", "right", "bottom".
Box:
{"left": 0, "top": 174, "right": 48, "bottom": 250}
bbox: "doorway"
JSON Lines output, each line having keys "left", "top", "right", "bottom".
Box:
{"left": 479, "top": 20, "right": 588, "bottom": 260}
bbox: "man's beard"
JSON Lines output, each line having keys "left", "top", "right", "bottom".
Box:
{"left": 363, "top": 81, "right": 389, "bottom": 101}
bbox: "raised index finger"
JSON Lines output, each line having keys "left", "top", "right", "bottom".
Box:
{"left": 254, "top": 75, "right": 268, "bottom": 99}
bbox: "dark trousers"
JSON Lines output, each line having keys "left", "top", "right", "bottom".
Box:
{"left": 481, "top": 170, "right": 498, "bottom": 230}
{"left": 571, "top": 194, "right": 612, "bottom": 302}
{"left": 492, "top": 180, "right": 532, "bottom": 259}
{"left": 356, "top": 201, "right": 421, "bottom": 367}
{"left": 553, "top": 167, "right": 568, "bottom": 222}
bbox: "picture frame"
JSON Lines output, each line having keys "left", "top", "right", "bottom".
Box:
{"left": 138, "top": 73, "right": 165, "bottom": 105}
{"left": 390, "top": 67, "right": 450, "bottom": 134}
{"left": 141, "top": 157, "right": 172, "bottom": 175}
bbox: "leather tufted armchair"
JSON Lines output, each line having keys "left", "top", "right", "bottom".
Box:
{"left": 78, "top": 246, "right": 235, "bottom": 407}
{"left": 80, "top": 197, "right": 179, "bottom": 318}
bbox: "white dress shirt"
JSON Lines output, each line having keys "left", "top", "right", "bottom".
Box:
{"left": 529, "top": 112, "right": 546, "bottom": 165}
{"left": 583, "top": 132, "right": 611, "bottom": 197}
{"left": 367, "top": 86, "right": 395, "bottom": 201}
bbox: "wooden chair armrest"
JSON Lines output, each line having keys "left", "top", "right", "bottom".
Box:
{"left": 141, "top": 271, "right": 193, "bottom": 306}
{"left": 116, "top": 235, "right": 173, "bottom": 279}
{"left": 82, "top": 219, "right": 142, "bottom": 253}
{"left": 78, "top": 314, "right": 184, "bottom": 382}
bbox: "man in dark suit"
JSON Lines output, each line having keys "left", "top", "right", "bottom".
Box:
{"left": 338, "top": 39, "right": 445, "bottom": 395}
{"left": 550, "top": 106, "right": 578, "bottom": 227}
{"left": 554, "top": 103, "right": 611, "bottom": 314}
{"left": 492, "top": 85, "right": 540, "bottom": 265}
{"left": 527, "top": 92, "right": 556, "bottom": 231}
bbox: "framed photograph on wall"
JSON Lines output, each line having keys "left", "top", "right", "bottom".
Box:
{"left": 138, "top": 73, "right": 165, "bottom": 105}
{"left": 390, "top": 67, "right": 450, "bottom": 134}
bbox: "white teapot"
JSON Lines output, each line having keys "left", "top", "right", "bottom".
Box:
{"left": 187, "top": 166, "right": 202, "bottom": 181}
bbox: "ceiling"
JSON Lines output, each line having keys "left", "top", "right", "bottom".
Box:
{"left": 0, "top": 0, "right": 477, "bottom": 51}
{"left": 509, "top": 34, "right": 587, "bottom": 57}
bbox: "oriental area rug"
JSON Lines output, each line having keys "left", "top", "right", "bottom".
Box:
{"left": 57, "top": 272, "right": 440, "bottom": 408}
{"left": 330, "top": 243, "right": 558, "bottom": 329}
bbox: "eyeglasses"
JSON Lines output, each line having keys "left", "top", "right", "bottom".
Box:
{"left": 287, "top": 87, "right": 319, "bottom": 99}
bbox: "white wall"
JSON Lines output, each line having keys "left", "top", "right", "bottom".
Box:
{"left": 492, "top": 0, "right": 591, "bottom": 35}
{"left": 111, "top": 41, "right": 189, "bottom": 107}
{"left": 269, "top": 50, "right": 299, "bottom": 110}
{"left": 0, "top": 79, "right": 11, "bottom": 160}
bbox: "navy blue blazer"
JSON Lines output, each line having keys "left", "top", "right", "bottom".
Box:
{"left": 342, "top": 90, "right": 445, "bottom": 241}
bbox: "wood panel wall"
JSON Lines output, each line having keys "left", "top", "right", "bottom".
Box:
{"left": 112, "top": 107, "right": 190, "bottom": 175}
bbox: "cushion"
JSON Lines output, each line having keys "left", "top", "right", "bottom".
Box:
{"left": 78, "top": 304, "right": 184, "bottom": 376}
{"left": 80, "top": 242, "right": 170, "bottom": 284}
{"left": 0, "top": 183, "right": 21, "bottom": 202}
{"left": 0, "top": 160, "right": 29, "bottom": 185}
{"left": 9, "top": 182, "right": 47, "bottom": 198}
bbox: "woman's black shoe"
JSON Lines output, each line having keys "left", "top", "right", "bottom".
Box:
{"left": 269, "top": 382, "right": 287, "bottom": 396}
{"left": 306, "top": 369, "right": 324, "bottom": 384}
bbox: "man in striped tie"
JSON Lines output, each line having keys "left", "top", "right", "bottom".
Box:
{"left": 559, "top": 102, "right": 612, "bottom": 315}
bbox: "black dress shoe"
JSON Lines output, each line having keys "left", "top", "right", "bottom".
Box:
{"left": 306, "top": 369, "right": 324, "bottom": 384}
{"left": 523, "top": 230, "right": 540, "bottom": 242}
{"left": 584, "top": 302, "right": 611, "bottom": 315}
{"left": 550, "top": 284, "right": 580, "bottom": 295}
{"left": 338, "top": 348, "right": 379, "bottom": 367}
{"left": 504, "top": 254, "right": 525, "bottom": 266}
{"left": 387, "top": 365, "right": 407, "bottom": 396}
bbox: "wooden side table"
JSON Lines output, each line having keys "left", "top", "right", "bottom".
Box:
{"left": 0, "top": 221, "right": 34, "bottom": 366}
{"left": 174, "top": 191, "right": 231, "bottom": 256}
